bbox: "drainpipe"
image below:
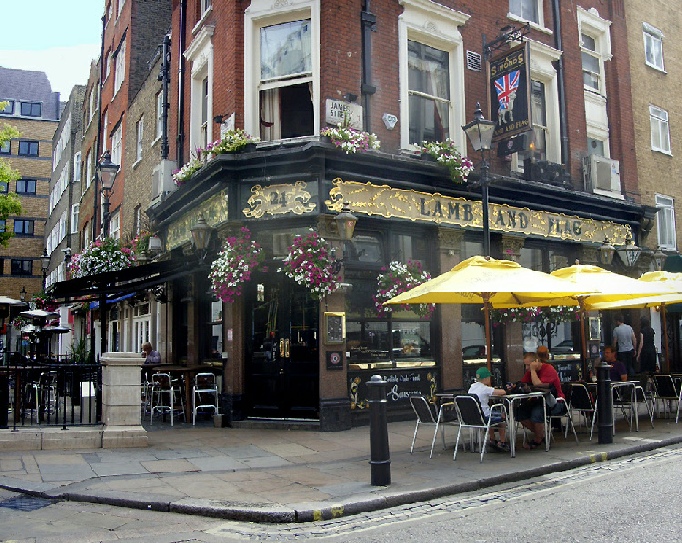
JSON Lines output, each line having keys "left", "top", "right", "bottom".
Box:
{"left": 177, "top": 0, "right": 187, "bottom": 166}
{"left": 361, "top": 0, "right": 377, "bottom": 132}
{"left": 160, "top": 33, "right": 171, "bottom": 160}
{"left": 552, "top": 0, "right": 569, "bottom": 166}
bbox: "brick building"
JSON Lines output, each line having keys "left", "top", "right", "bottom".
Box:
{"left": 53, "top": 1, "right": 667, "bottom": 429}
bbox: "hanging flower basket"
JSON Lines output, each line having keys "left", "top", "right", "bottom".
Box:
{"left": 278, "top": 231, "right": 339, "bottom": 300}
{"left": 34, "top": 290, "right": 57, "bottom": 312}
{"left": 489, "top": 305, "right": 580, "bottom": 326}
{"left": 320, "top": 124, "right": 380, "bottom": 154}
{"left": 209, "top": 227, "right": 263, "bottom": 303}
{"left": 68, "top": 237, "right": 136, "bottom": 279}
{"left": 206, "top": 128, "right": 259, "bottom": 155}
{"left": 421, "top": 139, "right": 474, "bottom": 183}
{"left": 172, "top": 155, "right": 204, "bottom": 185}
{"left": 374, "top": 260, "right": 434, "bottom": 319}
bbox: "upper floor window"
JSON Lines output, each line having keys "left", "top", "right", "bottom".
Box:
{"left": 109, "top": 210, "right": 121, "bottom": 239}
{"left": 0, "top": 220, "right": 5, "bottom": 232}
{"left": 111, "top": 122, "right": 123, "bottom": 167}
{"left": 581, "top": 34, "right": 602, "bottom": 93}
{"left": 105, "top": 50, "right": 112, "bottom": 80}
{"left": 18, "top": 140, "right": 38, "bottom": 156}
{"left": 200, "top": 77, "right": 209, "bottom": 149}
{"left": 155, "top": 91, "right": 163, "bottom": 139}
{"left": 578, "top": 8, "right": 611, "bottom": 98}
{"left": 201, "top": 0, "right": 212, "bottom": 13}
{"left": 656, "top": 194, "right": 676, "bottom": 251}
{"left": 135, "top": 116, "right": 144, "bottom": 162}
{"left": 650, "top": 105, "right": 671, "bottom": 154}
{"left": 11, "top": 259, "right": 33, "bottom": 276}
{"left": 71, "top": 204, "right": 80, "bottom": 234}
{"left": 74, "top": 151, "right": 82, "bottom": 182}
{"left": 0, "top": 181, "right": 8, "bottom": 193}
{"left": 509, "top": 0, "right": 541, "bottom": 26}
{"left": 17, "top": 179, "right": 37, "bottom": 194}
{"left": 117, "top": 0, "right": 125, "bottom": 17}
{"left": 114, "top": 39, "right": 126, "bottom": 94}
{"left": 0, "top": 100, "right": 14, "bottom": 115}
{"left": 88, "top": 88, "right": 96, "bottom": 122}
{"left": 407, "top": 41, "right": 450, "bottom": 144}
{"left": 0, "top": 141, "right": 9, "bottom": 154}
{"left": 185, "top": 24, "right": 214, "bottom": 152}
{"left": 13, "top": 219, "right": 34, "bottom": 236}
{"left": 20, "top": 102, "right": 41, "bottom": 117}
{"left": 643, "top": 23, "right": 664, "bottom": 71}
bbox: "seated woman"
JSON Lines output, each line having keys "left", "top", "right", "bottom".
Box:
{"left": 516, "top": 346, "right": 566, "bottom": 450}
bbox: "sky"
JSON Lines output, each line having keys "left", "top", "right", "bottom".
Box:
{"left": 0, "top": 1, "right": 104, "bottom": 97}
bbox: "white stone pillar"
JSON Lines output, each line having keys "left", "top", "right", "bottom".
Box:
{"left": 101, "top": 352, "right": 148, "bottom": 448}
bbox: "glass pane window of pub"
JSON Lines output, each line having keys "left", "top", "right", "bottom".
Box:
{"left": 11, "top": 259, "right": 32, "bottom": 276}
{"left": 408, "top": 40, "right": 450, "bottom": 144}
{"left": 259, "top": 19, "right": 313, "bottom": 140}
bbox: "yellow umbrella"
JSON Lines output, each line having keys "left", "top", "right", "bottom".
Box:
{"left": 386, "top": 256, "right": 595, "bottom": 369}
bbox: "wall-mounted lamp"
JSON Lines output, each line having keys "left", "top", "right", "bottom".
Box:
{"left": 190, "top": 214, "right": 214, "bottom": 262}
{"left": 653, "top": 246, "right": 668, "bottom": 271}
{"left": 213, "top": 113, "right": 229, "bottom": 125}
{"left": 148, "top": 234, "right": 163, "bottom": 254}
{"left": 331, "top": 203, "right": 358, "bottom": 275}
{"left": 599, "top": 236, "right": 615, "bottom": 267}
{"left": 615, "top": 231, "right": 642, "bottom": 268}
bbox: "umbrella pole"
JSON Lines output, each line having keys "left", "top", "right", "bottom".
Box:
{"left": 579, "top": 300, "right": 588, "bottom": 378}
{"left": 662, "top": 303, "right": 670, "bottom": 373}
{"left": 483, "top": 297, "right": 492, "bottom": 372}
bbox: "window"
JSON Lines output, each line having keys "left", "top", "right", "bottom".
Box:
{"left": 644, "top": 23, "right": 664, "bottom": 71}
{"left": 18, "top": 140, "right": 38, "bottom": 156}
{"left": 117, "top": 0, "right": 125, "bottom": 16}
{"left": 11, "top": 259, "right": 33, "bottom": 276}
{"left": 13, "top": 219, "right": 34, "bottom": 236}
{"left": 114, "top": 39, "right": 126, "bottom": 94}
{"left": 88, "top": 88, "right": 96, "bottom": 122}
{"left": 109, "top": 210, "right": 121, "bottom": 239}
{"left": 83, "top": 221, "right": 91, "bottom": 248}
{"left": 509, "top": 0, "right": 540, "bottom": 26}
{"left": 200, "top": 77, "right": 209, "bottom": 149}
{"left": 0, "top": 220, "right": 5, "bottom": 232}
{"left": 650, "top": 105, "right": 671, "bottom": 154}
{"left": 74, "top": 151, "right": 82, "bottom": 182}
{"left": 133, "top": 205, "right": 141, "bottom": 236}
{"left": 20, "top": 102, "right": 41, "bottom": 117}
{"left": 519, "top": 80, "right": 547, "bottom": 163}
{"left": 102, "top": 110, "right": 108, "bottom": 152}
{"left": 111, "top": 122, "right": 122, "bottom": 166}
{"left": 398, "top": 0, "right": 467, "bottom": 150}
{"left": 16, "top": 179, "right": 36, "bottom": 194}
{"left": 84, "top": 149, "right": 92, "bottom": 189}
{"left": 135, "top": 116, "right": 144, "bottom": 162}
{"left": 186, "top": 24, "right": 214, "bottom": 151}
{"left": 587, "top": 137, "right": 605, "bottom": 157}
{"left": 581, "top": 34, "right": 602, "bottom": 93}
{"left": 407, "top": 41, "right": 450, "bottom": 144}
{"left": 155, "top": 91, "right": 163, "bottom": 139}
{"left": 0, "top": 141, "right": 9, "bottom": 154}
{"left": 656, "top": 194, "right": 676, "bottom": 250}
{"left": 71, "top": 204, "right": 79, "bottom": 234}
{"left": 0, "top": 181, "right": 8, "bottom": 193}
{"left": 202, "top": 0, "right": 212, "bottom": 13}
{"left": 0, "top": 100, "right": 13, "bottom": 114}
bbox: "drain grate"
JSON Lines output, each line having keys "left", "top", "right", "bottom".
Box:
{"left": 0, "top": 495, "right": 58, "bottom": 512}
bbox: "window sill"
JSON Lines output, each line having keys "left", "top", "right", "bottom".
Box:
{"left": 192, "top": 6, "right": 213, "bottom": 36}
{"left": 151, "top": 137, "right": 161, "bottom": 148}
{"left": 506, "top": 13, "right": 552, "bottom": 35}
{"left": 652, "top": 148, "right": 673, "bottom": 157}
{"left": 132, "top": 158, "right": 142, "bottom": 169}
{"left": 645, "top": 62, "right": 667, "bottom": 74}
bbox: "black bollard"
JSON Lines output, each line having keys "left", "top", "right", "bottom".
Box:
{"left": 596, "top": 362, "right": 613, "bottom": 444}
{"left": 0, "top": 375, "right": 8, "bottom": 429}
{"left": 366, "top": 375, "right": 391, "bottom": 486}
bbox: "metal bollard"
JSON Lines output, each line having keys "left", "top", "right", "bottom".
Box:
{"left": 0, "top": 375, "right": 8, "bottom": 429}
{"left": 596, "top": 362, "right": 613, "bottom": 444}
{"left": 366, "top": 375, "right": 391, "bottom": 486}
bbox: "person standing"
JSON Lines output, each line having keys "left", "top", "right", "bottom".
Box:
{"left": 613, "top": 314, "right": 636, "bottom": 377}
{"left": 637, "top": 316, "right": 658, "bottom": 374}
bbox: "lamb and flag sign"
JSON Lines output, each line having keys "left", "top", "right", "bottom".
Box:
{"left": 489, "top": 43, "right": 531, "bottom": 142}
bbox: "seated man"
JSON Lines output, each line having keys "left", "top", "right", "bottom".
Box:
{"left": 468, "top": 367, "right": 509, "bottom": 452}
{"left": 603, "top": 345, "right": 628, "bottom": 382}
{"left": 516, "top": 348, "right": 567, "bottom": 450}
{"left": 141, "top": 342, "right": 161, "bottom": 365}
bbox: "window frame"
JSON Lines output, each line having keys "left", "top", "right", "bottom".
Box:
{"left": 16, "top": 179, "right": 37, "bottom": 194}
{"left": 20, "top": 101, "right": 41, "bottom": 117}
{"left": 650, "top": 105, "right": 671, "bottom": 154}
{"left": 0, "top": 100, "right": 14, "bottom": 115}
{"left": 397, "top": 0, "right": 468, "bottom": 150}
{"left": 508, "top": 0, "right": 543, "bottom": 28}
{"left": 18, "top": 140, "right": 39, "bottom": 156}
{"left": 155, "top": 91, "right": 163, "bottom": 140}
{"left": 10, "top": 259, "right": 33, "bottom": 276}
{"left": 656, "top": 194, "right": 676, "bottom": 251}
{"left": 244, "top": 0, "right": 321, "bottom": 139}
{"left": 0, "top": 140, "right": 9, "bottom": 154}
{"left": 71, "top": 204, "right": 80, "bottom": 234}
{"left": 13, "top": 219, "right": 34, "bottom": 236}
{"left": 185, "top": 24, "right": 215, "bottom": 152}
{"left": 111, "top": 122, "right": 123, "bottom": 167}
{"left": 135, "top": 115, "right": 144, "bottom": 162}
{"left": 577, "top": 7, "right": 612, "bottom": 98}
{"left": 114, "top": 38, "right": 126, "bottom": 95}
{"left": 643, "top": 23, "right": 665, "bottom": 72}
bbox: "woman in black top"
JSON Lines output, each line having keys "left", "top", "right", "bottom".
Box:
{"left": 637, "top": 316, "right": 658, "bottom": 374}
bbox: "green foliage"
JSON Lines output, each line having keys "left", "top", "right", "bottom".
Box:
{"left": 0, "top": 112, "right": 23, "bottom": 247}
{"left": 71, "top": 338, "right": 91, "bottom": 364}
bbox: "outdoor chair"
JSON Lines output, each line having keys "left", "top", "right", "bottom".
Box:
{"left": 409, "top": 395, "right": 439, "bottom": 458}
{"left": 634, "top": 384, "right": 655, "bottom": 429}
{"left": 192, "top": 372, "right": 219, "bottom": 425}
{"left": 612, "top": 382, "right": 636, "bottom": 433}
{"left": 547, "top": 395, "right": 578, "bottom": 444}
{"left": 652, "top": 374, "right": 682, "bottom": 422}
{"left": 568, "top": 382, "right": 596, "bottom": 440}
{"left": 149, "top": 372, "right": 184, "bottom": 426}
{"left": 433, "top": 401, "right": 459, "bottom": 454}
{"left": 453, "top": 394, "right": 506, "bottom": 463}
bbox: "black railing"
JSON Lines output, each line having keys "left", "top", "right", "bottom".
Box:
{"left": 1, "top": 355, "right": 101, "bottom": 430}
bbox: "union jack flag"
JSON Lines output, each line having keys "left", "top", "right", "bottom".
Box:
{"left": 494, "top": 70, "right": 520, "bottom": 111}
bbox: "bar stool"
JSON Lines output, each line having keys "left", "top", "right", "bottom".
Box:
{"left": 150, "top": 372, "right": 184, "bottom": 426}
{"left": 192, "top": 372, "right": 218, "bottom": 425}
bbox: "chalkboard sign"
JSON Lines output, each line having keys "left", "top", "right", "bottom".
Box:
{"left": 552, "top": 361, "right": 581, "bottom": 383}
{"left": 348, "top": 368, "right": 438, "bottom": 410}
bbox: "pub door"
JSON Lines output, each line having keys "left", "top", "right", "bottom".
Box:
{"left": 245, "top": 276, "right": 320, "bottom": 419}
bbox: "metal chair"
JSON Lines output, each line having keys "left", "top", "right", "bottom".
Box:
{"left": 453, "top": 394, "right": 506, "bottom": 463}
{"left": 568, "top": 382, "right": 596, "bottom": 440}
{"left": 547, "top": 397, "right": 577, "bottom": 444}
{"left": 652, "top": 374, "right": 682, "bottom": 421}
{"left": 149, "top": 372, "right": 184, "bottom": 426}
{"left": 634, "top": 384, "right": 655, "bottom": 429}
{"left": 409, "top": 395, "right": 439, "bottom": 458}
{"left": 192, "top": 372, "right": 219, "bottom": 425}
{"left": 433, "top": 401, "right": 458, "bottom": 453}
{"left": 612, "top": 382, "right": 636, "bottom": 433}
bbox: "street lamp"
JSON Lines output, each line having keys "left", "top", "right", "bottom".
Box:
{"left": 20, "top": 286, "right": 26, "bottom": 303}
{"left": 599, "top": 236, "right": 615, "bottom": 267}
{"left": 41, "top": 249, "right": 50, "bottom": 289}
{"left": 190, "top": 215, "right": 214, "bottom": 261}
{"left": 462, "top": 102, "right": 496, "bottom": 257}
{"left": 331, "top": 202, "right": 358, "bottom": 274}
{"left": 98, "top": 150, "right": 119, "bottom": 237}
{"left": 653, "top": 246, "right": 668, "bottom": 271}
{"left": 616, "top": 231, "right": 641, "bottom": 268}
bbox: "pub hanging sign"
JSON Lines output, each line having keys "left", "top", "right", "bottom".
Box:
{"left": 488, "top": 42, "right": 531, "bottom": 142}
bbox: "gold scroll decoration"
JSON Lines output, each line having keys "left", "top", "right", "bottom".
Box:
{"left": 243, "top": 181, "right": 316, "bottom": 219}
{"left": 167, "top": 190, "right": 229, "bottom": 250}
{"left": 326, "top": 178, "right": 631, "bottom": 245}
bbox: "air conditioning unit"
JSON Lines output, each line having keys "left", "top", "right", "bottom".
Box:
{"left": 151, "top": 159, "right": 177, "bottom": 201}
{"left": 583, "top": 155, "right": 621, "bottom": 194}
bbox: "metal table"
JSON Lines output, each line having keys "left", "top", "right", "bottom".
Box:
{"left": 503, "top": 392, "right": 548, "bottom": 457}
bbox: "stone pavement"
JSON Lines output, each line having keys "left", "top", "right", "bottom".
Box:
{"left": 1, "top": 415, "right": 681, "bottom": 523}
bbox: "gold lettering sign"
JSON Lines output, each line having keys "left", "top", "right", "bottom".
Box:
{"left": 167, "top": 190, "right": 229, "bottom": 250}
{"left": 242, "top": 181, "right": 316, "bottom": 218}
{"left": 326, "top": 179, "right": 630, "bottom": 245}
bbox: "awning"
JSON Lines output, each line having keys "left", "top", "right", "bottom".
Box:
{"left": 50, "top": 259, "right": 199, "bottom": 301}
{"left": 89, "top": 292, "right": 135, "bottom": 309}
{"left": 664, "top": 255, "right": 682, "bottom": 312}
